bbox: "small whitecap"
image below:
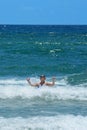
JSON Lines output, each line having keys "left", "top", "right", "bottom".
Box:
{"left": 50, "top": 50, "right": 55, "bottom": 53}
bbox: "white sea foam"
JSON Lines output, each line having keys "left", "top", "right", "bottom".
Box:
{"left": 0, "top": 115, "right": 87, "bottom": 130}
{"left": 0, "top": 78, "right": 87, "bottom": 101}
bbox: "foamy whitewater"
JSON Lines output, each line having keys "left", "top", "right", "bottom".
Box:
{"left": 0, "top": 115, "right": 87, "bottom": 130}
{"left": 0, "top": 78, "right": 87, "bottom": 101}
{"left": 0, "top": 78, "right": 87, "bottom": 130}
{"left": 0, "top": 25, "right": 87, "bottom": 129}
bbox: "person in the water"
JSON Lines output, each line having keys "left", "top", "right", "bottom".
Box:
{"left": 27, "top": 75, "right": 56, "bottom": 87}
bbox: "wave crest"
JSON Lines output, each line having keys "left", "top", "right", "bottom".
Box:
{"left": 0, "top": 78, "right": 87, "bottom": 101}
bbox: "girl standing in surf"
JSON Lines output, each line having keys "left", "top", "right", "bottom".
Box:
{"left": 27, "top": 75, "right": 56, "bottom": 88}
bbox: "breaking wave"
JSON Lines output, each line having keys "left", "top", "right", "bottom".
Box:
{"left": 0, "top": 115, "right": 87, "bottom": 130}
{"left": 0, "top": 78, "right": 87, "bottom": 101}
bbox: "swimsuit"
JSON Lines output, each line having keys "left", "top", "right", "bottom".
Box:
{"left": 37, "top": 82, "right": 45, "bottom": 88}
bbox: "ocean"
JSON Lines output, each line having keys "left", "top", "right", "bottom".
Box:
{"left": 0, "top": 25, "right": 87, "bottom": 130}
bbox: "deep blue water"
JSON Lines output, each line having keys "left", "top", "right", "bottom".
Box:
{"left": 0, "top": 25, "right": 87, "bottom": 130}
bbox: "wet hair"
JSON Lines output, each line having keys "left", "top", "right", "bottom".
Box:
{"left": 40, "top": 75, "right": 46, "bottom": 78}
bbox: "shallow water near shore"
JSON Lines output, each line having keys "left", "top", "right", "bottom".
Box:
{"left": 0, "top": 25, "right": 87, "bottom": 129}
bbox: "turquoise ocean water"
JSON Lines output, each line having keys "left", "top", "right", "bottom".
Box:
{"left": 0, "top": 25, "right": 87, "bottom": 130}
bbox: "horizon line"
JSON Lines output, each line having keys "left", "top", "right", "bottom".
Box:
{"left": 0, "top": 24, "right": 87, "bottom": 26}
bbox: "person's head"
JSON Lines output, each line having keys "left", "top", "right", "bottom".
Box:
{"left": 40, "top": 75, "right": 46, "bottom": 82}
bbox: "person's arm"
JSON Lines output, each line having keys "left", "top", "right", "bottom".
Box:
{"left": 26, "top": 78, "right": 39, "bottom": 87}
{"left": 46, "top": 77, "right": 56, "bottom": 87}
